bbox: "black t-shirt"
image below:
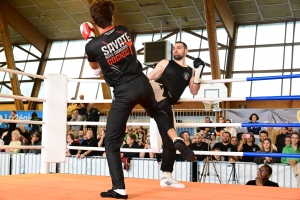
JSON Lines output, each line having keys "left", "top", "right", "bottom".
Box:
{"left": 122, "top": 141, "right": 141, "bottom": 158}
{"left": 80, "top": 138, "right": 98, "bottom": 156}
{"left": 246, "top": 180, "right": 279, "bottom": 187}
{"left": 85, "top": 25, "right": 142, "bottom": 87}
{"left": 241, "top": 143, "right": 260, "bottom": 162}
{"left": 276, "top": 134, "right": 289, "bottom": 153}
{"left": 156, "top": 60, "right": 192, "bottom": 105}
{"left": 78, "top": 103, "right": 88, "bottom": 115}
{"left": 213, "top": 142, "right": 237, "bottom": 161}
{"left": 190, "top": 142, "right": 211, "bottom": 161}
{"left": 87, "top": 107, "right": 100, "bottom": 122}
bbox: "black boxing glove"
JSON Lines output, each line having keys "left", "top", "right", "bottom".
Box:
{"left": 193, "top": 58, "right": 205, "bottom": 84}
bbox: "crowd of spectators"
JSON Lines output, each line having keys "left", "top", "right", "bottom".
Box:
{"left": 1, "top": 109, "right": 299, "bottom": 187}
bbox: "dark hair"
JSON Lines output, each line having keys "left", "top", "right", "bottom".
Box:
{"left": 249, "top": 113, "right": 259, "bottom": 121}
{"left": 225, "top": 119, "right": 231, "bottom": 123}
{"left": 67, "top": 133, "right": 75, "bottom": 142}
{"left": 33, "top": 132, "right": 41, "bottom": 143}
{"left": 31, "top": 112, "right": 38, "bottom": 119}
{"left": 263, "top": 164, "right": 273, "bottom": 175}
{"left": 291, "top": 133, "right": 300, "bottom": 152}
{"left": 175, "top": 41, "right": 187, "bottom": 49}
{"left": 12, "top": 110, "right": 16, "bottom": 114}
{"left": 180, "top": 131, "right": 190, "bottom": 136}
{"left": 90, "top": 0, "right": 115, "bottom": 29}
{"left": 223, "top": 131, "right": 231, "bottom": 137}
{"left": 259, "top": 130, "right": 268, "bottom": 137}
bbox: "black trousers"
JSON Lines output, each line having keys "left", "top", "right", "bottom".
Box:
{"left": 157, "top": 98, "right": 177, "bottom": 173}
{"left": 105, "top": 74, "right": 174, "bottom": 190}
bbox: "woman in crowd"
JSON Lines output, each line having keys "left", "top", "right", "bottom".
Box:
{"left": 140, "top": 134, "right": 156, "bottom": 159}
{"left": 231, "top": 136, "right": 239, "bottom": 149}
{"left": 6, "top": 130, "right": 22, "bottom": 153}
{"left": 247, "top": 113, "right": 261, "bottom": 135}
{"left": 238, "top": 132, "right": 260, "bottom": 162}
{"left": 66, "top": 134, "right": 79, "bottom": 156}
{"left": 254, "top": 138, "right": 279, "bottom": 164}
{"left": 121, "top": 133, "right": 141, "bottom": 171}
{"left": 76, "top": 130, "right": 98, "bottom": 158}
{"left": 24, "top": 132, "right": 42, "bottom": 154}
{"left": 3, "top": 110, "right": 20, "bottom": 145}
{"left": 137, "top": 130, "right": 145, "bottom": 148}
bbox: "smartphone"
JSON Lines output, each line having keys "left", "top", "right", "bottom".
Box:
{"left": 244, "top": 134, "right": 250, "bottom": 138}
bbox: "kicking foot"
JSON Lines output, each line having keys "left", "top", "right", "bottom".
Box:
{"left": 173, "top": 138, "right": 195, "bottom": 162}
{"left": 100, "top": 189, "right": 128, "bottom": 199}
{"left": 160, "top": 177, "right": 185, "bottom": 188}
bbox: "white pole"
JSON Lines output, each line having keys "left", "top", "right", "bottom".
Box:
{"left": 41, "top": 74, "right": 68, "bottom": 173}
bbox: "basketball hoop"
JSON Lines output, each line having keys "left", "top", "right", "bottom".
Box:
{"left": 203, "top": 101, "right": 213, "bottom": 111}
{"left": 203, "top": 101, "right": 221, "bottom": 112}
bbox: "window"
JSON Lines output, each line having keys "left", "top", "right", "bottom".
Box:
{"left": 81, "top": 59, "right": 94, "bottom": 78}
{"left": 253, "top": 47, "right": 284, "bottom": 70}
{"left": 294, "top": 21, "right": 300, "bottom": 42}
{"left": 77, "top": 83, "right": 99, "bottom": 100}
{"left": 286, "top": 22, "right": 294, "bottom": 43}
{"left": 236, "top": 25, "right": 256, "bottom": 46}
{"left": 233, "top": 48, "right": 254, "bottom": 71}
{"left": 61, "top": 59, "right": 83, "bottom": 78}
{"left": 284, "top": 46, "right": 292, "bottom": 69}
{"left": 22, "top": 61, "right": 39, "bottom": 80}
{"left": 48, "top": 41, "right": 68, "bottom": 58}
{"left": 282, "top": 72, "right": 291, "bottom": 96}
{"left": 231, "top": 73, "right": 251, "bottom": 97}
{"left": 216, "top": 28, "right": 228, "bottom": 46}
{"left": 251, "top": 73, "right": 282, "bottom": 96}
{"left": 256, "top": 23, "right": 285, "bottom": 45}
{"left": 13, "top": 46, "right": 28, "bottom": 61}
{"left": 0, "top": 84, "right": 12, "bottom": 102}
{"left": 293, "top": 45, "right": 300, "bottom": 69}
{"left": 65, "top": 40, "right": 86, "bottom": 57}
{"left": 20, "top": 82, "right": 34, "bottom": 97}
{"left": 44, "top": 60, "right": 63, "bottom": 75}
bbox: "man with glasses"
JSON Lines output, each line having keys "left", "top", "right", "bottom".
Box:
{"left": 246, "top": 165, "right": 279, "bottom": 187}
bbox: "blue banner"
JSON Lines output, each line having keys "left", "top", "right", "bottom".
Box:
{"left": 0, "top": 110, "right": 43, "bottom": 129}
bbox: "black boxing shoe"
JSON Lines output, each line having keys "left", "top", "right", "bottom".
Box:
{"left": 173, "top": 138, "right": 195, "bottom": 162}
{"left": 100, "top": 189, "right": 128, "bottom": 199}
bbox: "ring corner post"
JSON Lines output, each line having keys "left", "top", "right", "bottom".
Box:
{"left": 41, "top": 74, "right": 68, "bottom": 174}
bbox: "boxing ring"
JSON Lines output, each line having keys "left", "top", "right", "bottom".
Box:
{"left": 0, "top": 67, "right": 299, "bottom": 199}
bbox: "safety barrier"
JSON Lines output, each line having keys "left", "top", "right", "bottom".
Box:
{"left": 0, "top": 153, "right": 297, "bottom": 188}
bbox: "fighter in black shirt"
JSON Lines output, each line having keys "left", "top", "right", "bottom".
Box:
{"left": 147, "top": 41, "right": 205, "bottom": 188}
{"left": 80, "top": 0, "right": 194, "bottom": 198}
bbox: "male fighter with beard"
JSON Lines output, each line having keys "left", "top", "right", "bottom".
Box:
{"left": 147, "top": 41, "right": 205, "bottom": 188}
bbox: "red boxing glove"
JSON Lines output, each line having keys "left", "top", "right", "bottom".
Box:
{"left": 80, "top": 22, "right": 95, "bottom": 42}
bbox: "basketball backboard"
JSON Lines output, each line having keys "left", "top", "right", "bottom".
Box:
{"left": 196, "top": 83, "right": 228, "bottom": 111}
